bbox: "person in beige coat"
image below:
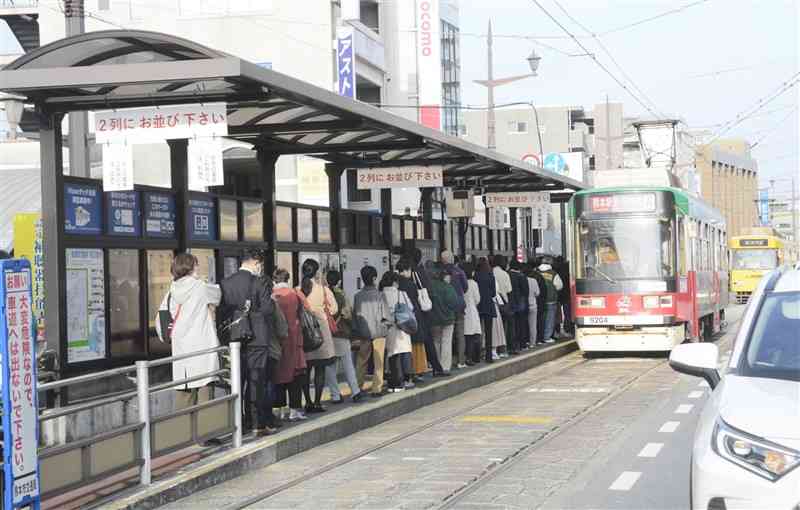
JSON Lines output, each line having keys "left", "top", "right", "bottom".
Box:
{"left": 298, "top": 258, "right": 337, "bottom": 412}
{"left": 156, "top": 252, "right": 222, "bottom": 409}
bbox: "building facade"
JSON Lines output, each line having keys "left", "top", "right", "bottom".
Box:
{"left": 696, "top": 138, "right": 759, "bottom": 238}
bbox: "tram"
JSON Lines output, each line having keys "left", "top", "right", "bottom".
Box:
{"left": 729, "top": 231, "right": 785, "bottom": 304}
{"left": 567, "top": 186, "right": 728, "bottom": 352}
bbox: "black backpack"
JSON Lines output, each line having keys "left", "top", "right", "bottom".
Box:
{"left": 218, "top": 276, "right": 258, "bottom": 345}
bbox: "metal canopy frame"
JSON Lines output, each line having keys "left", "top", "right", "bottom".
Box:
{"left": 0, "top": 29, "right": 584, "bottom": 194}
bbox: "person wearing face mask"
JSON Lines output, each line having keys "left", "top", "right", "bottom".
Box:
{"left": 219, "top": 249, "right": 280, "bottom": 436}
{"left": 156, "top": 253, "right": 222, "bottom": 413}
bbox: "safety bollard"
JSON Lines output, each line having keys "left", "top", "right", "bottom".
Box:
{"left": 136, "top": 360, "right": 151, "bottom": 486}
{"left": 230, "top": 342, "right": 243, "bottom": 448}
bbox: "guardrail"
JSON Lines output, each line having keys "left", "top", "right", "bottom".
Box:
{"left": 4, "top": 342, "right": 242, "bottom": 501}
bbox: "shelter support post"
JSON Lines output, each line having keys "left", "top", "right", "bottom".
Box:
{"left": 457, "top": 219, "right": 467, "bottom": 261}
{"left": 40, "top": 110, "right": 65, "bottom": 377}
{"left": 325, "top": 165, "right": 345, "bottom": 250}
{"left": 256, "top": 149, "right": 279, "bottom": 272}
{"left": 421, "top": 188, "right": 433, "bottom": 240}
{"left": 485, "top": 200, "right": 494, "bottom": 254}
{"left": 381, "top": 189, "right": 392, "bottom": 252}
{"left": 509, "top": 208, "right": 518, "bottom": 258}
{"left": 560, "top": 203, "right": 568, "bottom": 258}
{"left": 168, "top": 139, "right": 189, "bottom": 253}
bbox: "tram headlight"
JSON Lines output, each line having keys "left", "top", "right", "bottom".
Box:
{"left": 578, "top": 296, "right": 605, "bottom": 308}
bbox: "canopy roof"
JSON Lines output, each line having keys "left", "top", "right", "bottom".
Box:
{"left": 0, "top": 30, "right": 584, "bottom": 195}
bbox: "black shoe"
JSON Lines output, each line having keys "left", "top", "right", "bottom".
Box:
{"left": 433, "top": 371, "right": 451, "bottom": 377}
{"left": 352, "top": 392, "right": 365, "bottom": 403}
{"left": 370, "top": 392, "right": 383, "bottom": 398}
{"left": 331, "top": 397, "right": 345, "bottom": 405}
{"left": 412, "top": 376, "right": 425, "bottom": 383}
{"left": 306, "top": 404, "right": 326, "bottom": 413}
{"left": 202, "top": 437, "right": 224, "bottom": 447}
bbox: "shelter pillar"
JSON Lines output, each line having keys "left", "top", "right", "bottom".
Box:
{"left": 509, "top": 207, "right": 518, "bottom": 260}
{"left": 381, "top": 189, "right": 392, "bottom": 252}
{"left": 325, "top": 165, "right": 345, "bottom": 250}
{"left": 256, "top": 149, "right": 280, "bottom": 272}
{"left": 457, "top": 219, "right": 467, "bottom": 260}
{"left": 560, "top": 203, "right": 568, "bottom": 258}
{"left": 168, "top": 139, "right": 189, "bottom": 253}
{"left": 40, "top": 110, "right": 65, "bottom": 366}
{"left": 421, "top": 188, "right": 434, "bottom": 240}
{"left": 485, "top": 201, "right": 494, "bottom": 254}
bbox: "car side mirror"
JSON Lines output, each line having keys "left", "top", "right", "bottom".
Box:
{"left": 669, "top": 343, "right": 720, "bottom": 389}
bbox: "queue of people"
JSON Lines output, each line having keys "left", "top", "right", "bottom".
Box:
{"left": 155, "top": 248, "right": 573, "bottom": 439}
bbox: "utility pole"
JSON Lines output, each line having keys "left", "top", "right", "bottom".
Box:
{"left": 605, "top": 94, "right": 611, "bottom": 170}
{"left": 64, "top": 0, "right": 89, "bottom": 178}
{"left": 486, "top": 20, "right": 495, "bottom": 150}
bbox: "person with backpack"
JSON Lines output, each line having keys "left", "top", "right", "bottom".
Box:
{"left": 380, "top": 271, "right": 414, "bottom": 392}
{"left": 508, "top": 259, "right": 530, "bottom": 353}
{"left": 354, "top": 265, "right": 390, "bottom": 397}
{"left": 219, "top": 249, "right": 280, "bottom": 436}
{"left": 475, "top": 257, "right": 497, "bottom": 363}
{"left": 156, "top": 252, "right": 221, "bottom": 411}
{"left": 272, "top": 268, "right": 308, "bottom": 422}
{"left": 324, "top": 270, "right": 363, "bottom": 403}
{"left": 538, "top": 258, "right": 564, "bottom": 343}
{"left": 396, "top": 257, "right": 438, "bottom": 382}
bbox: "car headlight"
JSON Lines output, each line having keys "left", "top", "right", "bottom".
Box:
{"left": 578, "top": 296, "right": 605, "bottom": 308}
{"left": 712, "top": 419, "right": 800, "bottom": 481}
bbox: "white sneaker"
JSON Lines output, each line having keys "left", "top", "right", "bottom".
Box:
{"left": 457, "top": 363, "right": 467, "bottom": 369}
{"left": 289, "top": 409, "right": 308, "bottom": 421}
{"left": 545, "top": 338, "right": 556, "bottom": 344}
{"left": 499, "top": 352, "right": 509, "bottom": 358}
{"left": 491, "top": 351, "right": 501, "bottom": 361}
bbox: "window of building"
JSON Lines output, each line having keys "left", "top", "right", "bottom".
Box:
{"left": 508, "top": 121, "right": 528, "bottom": 134}
{"left": 98, "top": 0, "right": 110, "bottom": 10}
{"left": 276, "top": 206, "right": 293, "bottom": 242}
{"left": 109, "top": 249, "right": 141, "bottom": 358}
{"left": 297, "top": 209, "right": 313, "bottom": 243}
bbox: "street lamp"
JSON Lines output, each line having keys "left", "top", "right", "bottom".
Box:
{"left": 474, "top": 20, "right": 542, "bottom": 150}
{"left": 1, "top": 95, "right": 24, "bottom": 141}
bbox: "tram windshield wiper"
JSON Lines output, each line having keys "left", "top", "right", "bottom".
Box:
{"left": 589, "top": 266, "right": 616, "bottom": 284}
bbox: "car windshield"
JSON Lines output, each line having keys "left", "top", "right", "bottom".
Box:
{"left": 731, "top": 249, "right": 778, "bottom": 270}
{"left": 741, "top": 291, "right": 800, "bottom": 382}
{"left": 576, "top": 217, "right": 674, "bottom": 280}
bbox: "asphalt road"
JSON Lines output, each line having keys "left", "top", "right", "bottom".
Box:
{"left": 162, "top": 305, "right": 744, "bottom": 510}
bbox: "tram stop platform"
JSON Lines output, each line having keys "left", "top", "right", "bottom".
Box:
{"left": 51, "top": 340, "right": 575, "bottom": 510}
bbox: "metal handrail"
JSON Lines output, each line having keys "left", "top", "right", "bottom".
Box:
{"left": 32, "top": 341, "right": 243, "bottom": 495}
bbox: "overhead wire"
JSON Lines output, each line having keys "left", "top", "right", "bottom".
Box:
{"left": 748, "top": 106, "right": 798, "bottom": 150}
{"left": 599, "top": 0, "right": 711, "bottom": 36}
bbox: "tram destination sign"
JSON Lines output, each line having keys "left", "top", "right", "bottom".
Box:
{"left": 357, "top": 165, "right": 443, "bottom": 190}
{"left": 589, "top": 193, "right": 656, "bottom": 214}
{"left": 739, "top": 238, "right": 769, "bottom": 247}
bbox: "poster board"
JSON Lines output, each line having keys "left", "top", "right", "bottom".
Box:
{"left": 65, "top": 249, "right": 106, "bottom": 363}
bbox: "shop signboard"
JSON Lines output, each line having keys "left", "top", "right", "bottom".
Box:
{"left": 143, "top": 192, "right": 176, "bottom": 238}
{"left": 66, "top": 249, "right": 106, "bottom": 363}
{"left": 357, "top": 165, "right": 443, "bottom": 190}
{"left": 336, "top": 27, "right": 356, "bottom": 99}
{"left": 94, "top": 103, "right": 228, "bottom": 143}
{"left": 64, "top": 183, "right": 102, "bottom": 235}
{"left": 1, "top": 259, "right": 41, "bottom": 509}
{"left": 189, "top": 196, "right": 217, "bottom": 241}
{"left": 106, "top": 191, "right": 141, "bottom": 237}
{"left": 13, "top": 214, "right": 45, "bottom": 343}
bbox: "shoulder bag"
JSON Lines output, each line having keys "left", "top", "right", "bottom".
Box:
{"left": 394, "top": 291, "right": 418, "bottom": 335}
{"left": 413, "top": 271, "right": 433, "bottom": 312}
{"left": 322, "top": 287, "right": 339, "bottom": 335}
{"left": 494, "top": 293, "right": 512, "bottom": 319}
{"left": 218, "top": 276, "right": 257, "bottom": 346}
{"left": 157, "top": 293, "right": 181, "bottom": 343}
{"left": 296, "top": 291, "right": 324, "bottom": 352}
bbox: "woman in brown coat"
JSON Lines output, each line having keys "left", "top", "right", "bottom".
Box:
{"left": 272, "top": 268, "right": 308, "bottom": 422}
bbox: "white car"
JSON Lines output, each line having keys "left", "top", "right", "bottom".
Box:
{"left": 670, "top": 265, "right": 800, "bottom": 510}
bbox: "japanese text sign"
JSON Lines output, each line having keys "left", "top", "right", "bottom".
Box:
{"left": 144, "top": 192, "right": 176, "bottom": 238}
{"left": 189, "top": 196, "right": 217, "bottom": 241}
{"left": 357, "top": 165, "right": 443, "bottom": 190}
{"left": 94, "top": 103, "right": 228, "bottom": 143}
{"left": 105, "top": 191, "right": 141, "bottom": 237}
{"left": 188, "top": 137, "right": 224, "bottom": 191}
{"left": 336, "top": 27, "right": 356, "bottom": 99}
{"left": 64, "top": 183, "right": 102, "bottom": 235}
{"left": 488, "top": 207, "right": 506, "bottom": 230}
{"left": 102, "top": 143, "right": 134, "bottom": 191}
{"left": 1, "top": 259, "right": 41, "bottom": 508}
{"left": 485, "top": 192, "right": 550, "bottom": 208}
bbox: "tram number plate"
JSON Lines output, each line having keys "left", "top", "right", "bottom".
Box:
{"left": 586, "top": 316, "right": 610, "bottom": 325}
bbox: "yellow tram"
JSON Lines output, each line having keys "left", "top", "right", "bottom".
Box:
{"left": 729, "top": 233, "right": 785, "bottom": 303}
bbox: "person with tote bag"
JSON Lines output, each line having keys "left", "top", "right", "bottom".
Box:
{"left": 380, "top": 271, "right": 415, "bottom": 392}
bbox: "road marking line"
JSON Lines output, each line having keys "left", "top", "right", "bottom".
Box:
{"left": 659, "top": 421, "right": 680, "bottom": 433}
{"left": 488, "top": 457, "right": 504, "bottom": 462}
{"left": 688, "top": 391, "right": 703, "bottom": 399}
{"left": 526, "top": 388, "right": 609, "bottom": 393}
{"left": 461, "top": 415, "right": 553, "bottom": 424}
{"left": 609, "top": 471, "right": 641, "bottom": 491}
{"left": 637, "top": 443, "right": 664, "bottom": 458}
{"left": 675, "top": 404, "right": 694, "bottom": 414}
{"left": 402, "top": 457, "right": 426, "bottom": 461}
{"left": 358, "top": 455, "right": 379, "bottom": 461}
{"left": 698, "top": 380, "right": 709, "bottom": 387}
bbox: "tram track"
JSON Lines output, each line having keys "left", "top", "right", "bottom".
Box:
{"left": 225, "top": 354, "right": 591, "bottom": 510}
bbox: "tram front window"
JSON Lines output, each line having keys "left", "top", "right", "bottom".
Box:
{"left": 732, "top": 249, "right": 778, "bottom": 270}
{"left": 578, "top": 218, "right": 674, "bottom": 280}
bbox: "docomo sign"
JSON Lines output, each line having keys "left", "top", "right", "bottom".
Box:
{"left": 94, "top": 103, "right": 228, "bottom": 143}
{"left": 485, "top": 191, "right": 550, "bottom": 208}
{"left": 418, "top": 0, "right": 435, "bottom": 57}
{"left": 416, "top": 0, "right": 441, "bottom": 130}
{"left": 357, "top": 165, "right": 443, "bottom": 190}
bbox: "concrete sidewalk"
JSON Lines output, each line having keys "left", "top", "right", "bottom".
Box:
{"left": 99, "top": 340, "right": 576, "bottom": 510}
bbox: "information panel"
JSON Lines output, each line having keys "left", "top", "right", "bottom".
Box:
{"left": 1, "top": 259, "right": 41, "bottom": 509}
{"left": 143, "top": 192, "right": 176, "bottom": 238}
{"left": 66, "top": 249, "right": 106, "bottom": 363}
{"left": 64, "top": 183, "right": 102, "bottom": 235}
{"left": 188, "top": 197, "right": 217, "bottom": 241}
{"left": 106, "top": 191, "right": 141, "bottom": 236}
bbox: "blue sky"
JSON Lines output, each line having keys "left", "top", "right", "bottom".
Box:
{"left": 459, "top": 0, "right": 798, "bottom": 186}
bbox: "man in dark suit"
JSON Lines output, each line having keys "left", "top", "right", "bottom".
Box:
{"left": 508, "top": 259, "right": 530, "bottom": 353}
{"left": 219, "top": 248, "right": 279, "bottom": 436}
